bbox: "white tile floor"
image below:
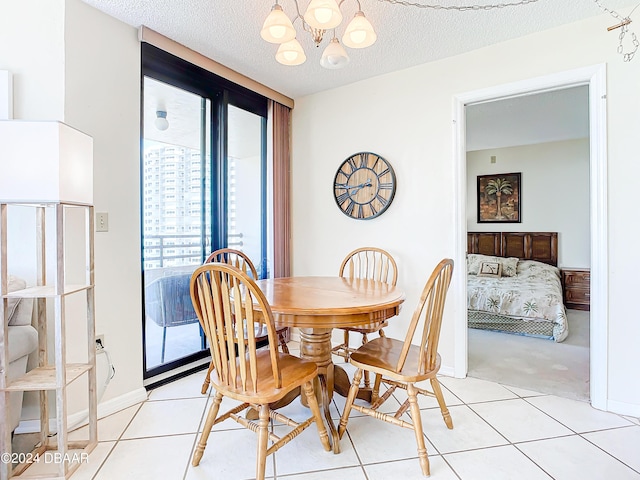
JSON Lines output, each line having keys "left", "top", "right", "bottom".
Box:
{"left": 22, "top": 341, "right": 640, "bottom": 480}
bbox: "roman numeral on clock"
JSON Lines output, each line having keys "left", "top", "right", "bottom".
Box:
{"left": 336, "top": 191, "right": 350, "bottom": 205}
{"left": 344, "top": 199, "right": 355, "bottom": 216}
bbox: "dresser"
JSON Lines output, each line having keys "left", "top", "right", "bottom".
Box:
{"left": 561, "top": 268, "right": 590, "bottom": 311}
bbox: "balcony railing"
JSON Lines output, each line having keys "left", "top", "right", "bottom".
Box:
{"left": 143, "top": 233, "right": 243, "bottom": 269}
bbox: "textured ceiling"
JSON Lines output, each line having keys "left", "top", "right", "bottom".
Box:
{"left": 82, "top": 0, "right": 636, "bottom": 99}
{"left": 466, "top": 85, "right": 590, "bottom": 151}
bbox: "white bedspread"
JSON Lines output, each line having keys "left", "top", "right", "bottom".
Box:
{"left": 467, "top": 259, "right": 568, "bottom": 342}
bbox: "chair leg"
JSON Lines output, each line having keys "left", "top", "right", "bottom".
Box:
{"left": 161, "top": 327, "right": 167, "bottom": 363}
{"left": 338, "top": 368, "right": 363, "bottom": 439}
{"left": 192, "top": 391, "right": 223, "bottom": 466}
{"left": 430, "top": 377, "right": 453, "bottom": 429}
{"left": 360, "top": 333, "right": 371, "bottom": 388}
{"left": 277, "top": 331, "right": 290, "bottom": 354}
{"left": 343, "top": 330, "right": 350, "bottom": 362}
{"left": 407, "top": 383, "right": 430, "bottom": 476}
{"left": 362, "top": 370, "right": 371, "bottom": 389}
{"left": 302, "top": 381, "right": 331, "bottom": 452}
{"left": 371, "top": 373, "right": 383, "bottom": 405}
{"left": 201, "top": 361, "right": 215, "bottom": 395}
{"left": 255, "top": 404, "right": 270, "bottom": 480}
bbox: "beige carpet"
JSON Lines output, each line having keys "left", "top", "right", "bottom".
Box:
{"left": 468, "top": 309, "right": 590, "bottom": 401}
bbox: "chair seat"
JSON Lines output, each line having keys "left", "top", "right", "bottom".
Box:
{"left": 211, "top": 350, "right": 318, "bottom": 404}
{"left": 350, "top": 336, "right": 441, "bottom": 383}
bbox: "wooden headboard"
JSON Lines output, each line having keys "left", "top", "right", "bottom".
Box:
{"left": 467, "top": 232, "right": 558, "bottom": 266}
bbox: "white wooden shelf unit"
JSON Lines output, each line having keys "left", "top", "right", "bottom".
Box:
{"left": 0, "top": 201, "right": 97, "bottom": 480}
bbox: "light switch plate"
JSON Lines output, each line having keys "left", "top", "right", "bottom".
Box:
{"left": 96, "top": 212, "right": 109, "bottom": 232}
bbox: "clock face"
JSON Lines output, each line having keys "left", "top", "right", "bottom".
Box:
{"left": 333, "top": 152, "right": 396, "bottom": 220}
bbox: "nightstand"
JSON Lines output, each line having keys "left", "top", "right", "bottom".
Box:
{"left": 561, "top": 268, "right": 590, "bottom": 311}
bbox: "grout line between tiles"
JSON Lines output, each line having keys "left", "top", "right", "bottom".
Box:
{"left": 578, "top": 425, "right": 640, "bottom": 475}
{"left": 86, "top": 369, "right": 639, "bottom": 480}
{"left": 511, "top": 443, "right": 557, "bottom": 480}
{"left": 182, "top": 392, "right": 211, "bottom": 480}
{"left": 333, "top": 397, "right": 368, "bottom": 474}
{"left": 86, "top": 441, "right": 117, "bottom": 480}
{"left": 89, "top": 401, "right": 145, "bottom": 480}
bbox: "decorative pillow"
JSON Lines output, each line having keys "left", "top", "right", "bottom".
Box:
{"left": 466, "top": 254, "right": 487, "bottom": 275}
{"left": 4, "top": 275, "right": 25, "bottom": 326}
{"left": 500, "top": 257, "right": 519, "bottom": 277}
{"left": 467, "top": 254, "right": 519, "bottom": 277}
{"left": 477, "top": 261, "right": 502, "bottom": 278}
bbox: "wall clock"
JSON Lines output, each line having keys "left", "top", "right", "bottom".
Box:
{"left": 333, "top": 152, "right": 396, "bottom": 220}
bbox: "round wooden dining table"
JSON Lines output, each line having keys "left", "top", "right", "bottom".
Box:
{"left": 254, "top": 276, "right": 405, "bottom": 453}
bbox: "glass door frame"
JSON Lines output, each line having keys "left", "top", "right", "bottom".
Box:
{"left": 141, "top": 43, "right": 269, "bottom": 384}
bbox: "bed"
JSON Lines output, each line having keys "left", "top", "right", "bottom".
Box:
{"left": 467, "top": 232, "right": 568, "bottom": 342}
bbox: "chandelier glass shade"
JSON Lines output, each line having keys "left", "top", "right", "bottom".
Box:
{"left": 303, "top": 0, "right": 342, "bottom": 30}
{"left": 342, "top": 11, "right": 376, "bottom": 48}
{"left": 320, "top": 38, "right": 350, "bottom": 68}
{"left": 261, "top": 0, "right": 376, "bottom": 68}
{"left": 261, "top": 4, "right": 296, "bottom": 43}
{"left": 276, "top": 39, "right": 307, "bottom": 66}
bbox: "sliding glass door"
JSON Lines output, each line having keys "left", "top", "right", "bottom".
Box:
{"left": 227, "top": 105, "right": 268, "bottom": 277}
{"left": 141, "top": 44, "right": 270, "bottom": 385}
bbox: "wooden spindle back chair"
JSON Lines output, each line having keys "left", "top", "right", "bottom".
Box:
{"left": 190, "top": 263, "right": 331, "bottom": 480}
{"left": 337, "top": 258, "right": 454, "bottom": 477}
{"left": 332, "top": 247, "right": 398, "bottom": 387}
{"left": 200, "top": 248, "right": 289, "bottom": 394}
{"left": 204, "top": 248, "right": 258, "bottom": 278}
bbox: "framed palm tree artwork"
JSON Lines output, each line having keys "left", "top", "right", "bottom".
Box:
{"left": 477, "top": 172, "right": 521, "bottom": 223}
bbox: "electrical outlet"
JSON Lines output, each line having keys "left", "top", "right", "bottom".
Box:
{"left": 96, "top": 212, "right": 109, "bottom": 232}
{"left": 95, "top": 334, "right": 105, "bottom": 348}
{"left": 490, "top": 155, "right": 497, "bottom": 164}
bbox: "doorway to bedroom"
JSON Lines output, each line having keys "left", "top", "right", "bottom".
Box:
{"left": 464, "top": 87, "right": 591, "bottom": 401}
{"left": 453, "top": 66, "right": 609, "bottom": 408}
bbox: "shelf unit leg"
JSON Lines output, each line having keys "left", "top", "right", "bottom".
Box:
{"left": 1, "top": 204, "right": 12, "bottom": 480}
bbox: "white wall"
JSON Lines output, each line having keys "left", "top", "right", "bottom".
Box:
{"left": 0, "top": 0, "right": 66, "bottom": 281}
{"left": 466, "top": 139, "right": 590, "bottom": 268}
{"left": 292, "top": 13, "right": 640, "bottom": 414}
{"left": 64, "top": 0, "right": 142, "bottom": 404}
{"left": 1, "top": 0, "right": 143, "bottom": 419}
{"left": 0, "top": 0, "right": 65, "bottom": 121}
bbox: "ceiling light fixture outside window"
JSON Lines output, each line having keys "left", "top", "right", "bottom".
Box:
{"left": 155, "top": 110, "right": 169, "bottom": 131}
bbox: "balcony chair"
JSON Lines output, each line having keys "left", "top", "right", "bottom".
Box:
{"left": 200, "top": 248, "right": 289, "bottom": 395}
{"left": 145, "top": 273, "right": 206, "bottom": 364}
{"left": 337, "top": 258, "right": 454, "bottom": 477}
{"left": 190, "top": 263, "right": 331, "bottom": 480}
{"left": 332, "top": 247, "right": 398, "bottom": 388}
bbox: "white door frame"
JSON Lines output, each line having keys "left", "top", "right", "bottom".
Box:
{"left": 452, "top": 64, "right": 609, "bottom": 411}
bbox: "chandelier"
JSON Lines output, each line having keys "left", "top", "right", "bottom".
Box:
{"left": 261, "top": 0, "right": 377, "bottom": 69}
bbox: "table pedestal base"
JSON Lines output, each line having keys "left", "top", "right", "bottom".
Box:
{"left": 254, "top": 327, "right": 375, "bottom": 453}
{"left": 299, "top": 328, "right": 339, "bottom": 453}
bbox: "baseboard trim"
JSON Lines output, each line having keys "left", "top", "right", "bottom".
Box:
{"left": 438, "top": 365, "right": 456, "bottom": 378}
{"left": 15, "top": 387, "right": 148, "bottom": 435}
{"left": 607, "top": 399, "right": 640, "bottom": 418}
